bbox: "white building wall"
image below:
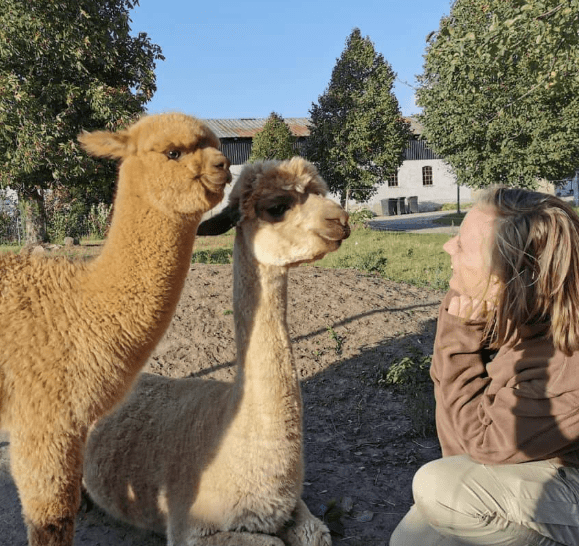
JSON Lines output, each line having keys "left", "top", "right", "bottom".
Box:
{"left": 204, "top": 159, "right": 471, "bottom": 220}
{"left": 358, "top": 158, "right": 472, "bottom": 214}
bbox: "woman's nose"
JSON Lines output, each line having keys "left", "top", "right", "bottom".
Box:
{"left": 443, "top": 236, "right": 457, "bottom": 255}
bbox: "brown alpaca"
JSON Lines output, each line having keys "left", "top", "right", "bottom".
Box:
{"left": 0, "top": 113, "right": 231, "bottom": 546}
{"left": 83, "top": 158, "right": 350, "bottom": 545}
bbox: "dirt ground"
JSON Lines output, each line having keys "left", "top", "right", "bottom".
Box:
{"left": 0, "top": 263, "right": 444, "bottom": 546}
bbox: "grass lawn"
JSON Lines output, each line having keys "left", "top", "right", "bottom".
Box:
{"left": 314, "top": 226, "right": 451, "bottom": 290}
{"left": 1, "top": 226, "right": 452, "bottom": 291}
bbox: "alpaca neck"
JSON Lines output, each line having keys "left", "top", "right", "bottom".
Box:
{"left": 84, "top": 185, "right": 199, "bottom": 360}
{"left": 232, "top": 233, "right": 303, "bottom": 435}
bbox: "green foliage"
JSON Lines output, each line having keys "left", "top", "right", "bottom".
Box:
{"left": 348, "top": 208, "right": 375, "bottom": 226}
{"left": 248, "top": 112, "right": 296, "bottom": 162}
{"left": 418, "top": 0, "right": 579, "bottom": 189}
{"left": 86, "top": 202, "right": 111, "bottom": 239}
{"left": 378, "top": 354, "right": 436, "bottom": 437}
{"left": 0, "top": 0, "right": 163, "bottom": 242}
{"left": 315, "top": 226, "right": 451, "bottom": 290}
{"left": 192, "top": 247, "right": 233, "bottom": 264}
{"left": 306, "top": 28, "right": 411, "bottom": 204}
{"left": 44, "top": 188, "right": 86, "bottom": 243}
{"left": 381, "top": 355, "right": 432, "bottom": 389}
{"left": 326, "top": 326, "right": 345, "bottom": 354}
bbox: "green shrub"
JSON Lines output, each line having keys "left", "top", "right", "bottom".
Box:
{"left": 348, "top": 208, "right": 374, "bottom": 226}
{"left": 46, "top": 206, "right": 86, "bottom": 243}
{"left": 45, "top": 191, "right": 87, "bottom": 243}
{"left": 378, "top": 354, "right": 436, "bottom": 437}
{"left": 192, "top": 247, "right": 233, "bottom": 264}
{"left": 86, "top": 203, "right": 111, "bottom": 239}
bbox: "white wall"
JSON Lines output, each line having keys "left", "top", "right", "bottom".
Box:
{"left": 358, "top": 158, "right": 471, "bottom": 214}
{"left": 203, "top": 159, "right": 470, "bottom": 221}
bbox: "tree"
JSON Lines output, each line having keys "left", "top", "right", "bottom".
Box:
{"left": 0, "top": 0, "right": 163, "bottom": 243}
{"left": 305, "top": 28, "right": 410, "bottom": 206}
{"left": 248, "top": 112, "right": 296, "bottom": 162}
{"left": 417, "top": 0, "right": 579, "bottom": 189}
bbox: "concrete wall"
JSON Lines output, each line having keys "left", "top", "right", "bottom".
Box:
{"left": 203, "top": 159, "right": 471, "bottom": 220}
{"left": 357, "top": 158, "right": 471, "bottom": 214}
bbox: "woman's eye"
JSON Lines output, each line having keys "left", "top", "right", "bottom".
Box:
{"left": 267, "top": 204, "right": 289, "bottom": 218}
{"left": 166, "top": 150, "right": 181, "bottom": 160}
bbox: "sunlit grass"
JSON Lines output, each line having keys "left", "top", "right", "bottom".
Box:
{"left": 1, "top": 227, "right": 452, "bottom": 290}
{"left": 314, "top": 226, "right": 452, "bottom": 291}
{"left": 0, "top": 244, "right": 20, "bottom": 254}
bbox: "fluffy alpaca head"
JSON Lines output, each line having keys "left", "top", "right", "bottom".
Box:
{"left": 78, "top": 113, "right": 231, "bottom": 219}
{"left": 198, "top": 157, "right": 350, "bottom": 266}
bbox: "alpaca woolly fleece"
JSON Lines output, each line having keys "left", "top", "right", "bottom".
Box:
{"left": 0, "top": 112, "right": 230, "bottom": 546}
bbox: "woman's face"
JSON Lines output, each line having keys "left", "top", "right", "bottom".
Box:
{"left": 443, "top": 205, "right": 498, "bottom": 301}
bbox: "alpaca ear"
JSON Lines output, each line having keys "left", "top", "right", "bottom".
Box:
{"left": 197, "top": 206, "right": 241, "bottom": 236}
{"left": 78, "top": 130, "right": 133, "bottom": 159}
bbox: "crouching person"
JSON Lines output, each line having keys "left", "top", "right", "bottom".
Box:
{"left": 391, "top": 187, "right": 579, "bottom": 546}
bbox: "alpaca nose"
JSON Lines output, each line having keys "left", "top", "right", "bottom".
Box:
{"left": 213, "top": 155, "right": 232, "bottom": 183}
{"left": 326, "top": 203, "right": 350, "bottom": 238}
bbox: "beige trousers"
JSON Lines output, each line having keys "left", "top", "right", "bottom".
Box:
{"left": 390, "top": 455, "right": 579, "bottom": 546}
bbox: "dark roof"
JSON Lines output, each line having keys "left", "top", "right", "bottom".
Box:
{"left": 404, "top": 139, "right": 441, "bottom": 160}
{"left": 202, "top": 118, "right": 310, "bottom": 139}
{"left": 203, "top": 116, "right": 423, "bottom": 139}
{"left": 205, "top": 116, "right": 435, "bottom": 165}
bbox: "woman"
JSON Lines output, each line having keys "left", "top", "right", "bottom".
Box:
{"left": 391, "top": 187, "right": 579, "bottom": 546}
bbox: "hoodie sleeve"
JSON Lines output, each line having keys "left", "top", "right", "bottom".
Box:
{"left": 431, "top": 290, "right": 491, "bottom": 458}
{"left": 432, "top": 291, "right": 579, "bottom": 464}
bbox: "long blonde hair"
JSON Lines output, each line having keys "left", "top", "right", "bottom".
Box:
{"left": 479, "top": 187, "right": 579, "bottom": 355}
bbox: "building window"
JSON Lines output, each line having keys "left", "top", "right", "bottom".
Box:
{"left": 422, "top": 166, "right": 433, "bottom": 186}
{"left": 388, "top": 170, "right": 399, "bottom": 187}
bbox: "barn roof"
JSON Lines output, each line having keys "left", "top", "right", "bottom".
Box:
{"left": 202, "top": 118, "right": 311, "bottom": 139}
{"left": 203, "top": 116, "right": 424, "bottom": 139}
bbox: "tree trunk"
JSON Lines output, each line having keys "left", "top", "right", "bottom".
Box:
{"left": 340, "top": 189, "right": 348, "bottom": 209}
{"left": 18, "top": 187, "right": 48, "bottom": 245}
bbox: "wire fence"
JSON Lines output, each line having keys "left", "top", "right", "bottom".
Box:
{"left": 0, "top": 206, "right": 111, "bottom": 246}
{"left": 0, "top": 214, "right": 23, "bottom": 245}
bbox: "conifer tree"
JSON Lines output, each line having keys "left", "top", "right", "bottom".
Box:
{"left": 306, "top": 28, "right": 410, "bottom": 205}
{"left": 248, "top": 112, "right": 296, "bottom": 162}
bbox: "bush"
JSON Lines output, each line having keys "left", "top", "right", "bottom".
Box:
{"left": 348, "top": 208, "right": 374, "bottom": 226}
{"left": 378, "top": 354, "right": 436, "bottom": 437}
{"left": 86, "top": 203, "right": 111, "bottom": 239}
{"left": 46, "top": 205, "right": 86, "bottom": 243}
{"left": 192, "top": 247, "right": 233, "bottom": 264}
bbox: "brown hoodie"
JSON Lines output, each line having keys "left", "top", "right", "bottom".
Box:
{"left": 431, "top": 290, "right": 579, "bottom": 466}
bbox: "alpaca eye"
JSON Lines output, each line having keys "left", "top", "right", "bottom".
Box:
{"left": 166, "top": 150, "right": 181, "bottom": 160}
{"left": 266, "top": 204, "right": 289, "bottom": 218}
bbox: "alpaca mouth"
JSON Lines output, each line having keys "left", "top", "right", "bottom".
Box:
{"left": 201, "top": 173, "right": 231, "bottom": 195}
{"left": 318, "top": 224, "right": 350, "bottom": 243}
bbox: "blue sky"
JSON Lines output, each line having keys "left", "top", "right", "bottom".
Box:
{"left": 129, "top": 0, "right": 453, "bottom": 120}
